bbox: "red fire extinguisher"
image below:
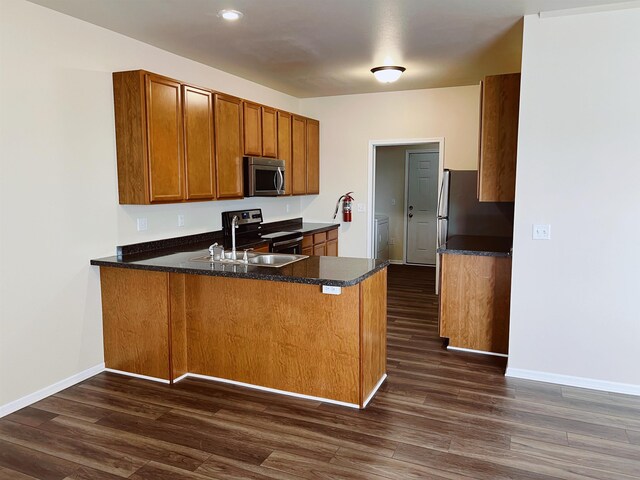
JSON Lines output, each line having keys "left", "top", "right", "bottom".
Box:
{"left": 333, "top": 192, "right": 354, "bottom": 222}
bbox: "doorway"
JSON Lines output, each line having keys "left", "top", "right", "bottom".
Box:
{"left": 368, "top": 138, "right": 444, "bottom": 267}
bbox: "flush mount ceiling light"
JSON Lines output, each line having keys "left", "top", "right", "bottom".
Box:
{"left": 217, "top": 9, "right": 244, "bottom": 21}
{"left": 371, "top": 66, "right": 406, "bottom": 83}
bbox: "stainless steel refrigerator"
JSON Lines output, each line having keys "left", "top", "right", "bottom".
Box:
{"left": 437, "top": 169, "right": 514, "bottom": 248}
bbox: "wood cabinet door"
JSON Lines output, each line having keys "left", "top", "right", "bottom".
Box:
{"left": 277, "top": 111, "right": 292, "bottom": 195}
{"left": 215, "top": 93, "right": 244, "bottom": 199}
{"left": 291, "top": 115, "right": 307, "bottom": 195}
{"left": 306, "top": 118, "right": 320, "bottom": 194}
{"left": 313, "top": 243, "right": 326, "bottom": 256}
{"left": 478, "top": 73, "right": 520, "bottom": 202}
{"left": 302, "top": 246, "right": 313, "bottom": 256}
{"left": 243, "top": 101, "right": 262, "bottom": 156}
{"left": 145, "top": 73, "right": 184, "bottom": 202}
{"left": 183, "top": 85, "right": 215, "bottom": 200}
{"left": 326, "top": 239, "right": 338, "bottom": 257}
{"left": 262, "top": 107, "right": 277, "bottom": 158}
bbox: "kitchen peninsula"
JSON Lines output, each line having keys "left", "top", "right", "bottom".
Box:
{"left": 91, "top": 228, "right": 388, "bottom": 409}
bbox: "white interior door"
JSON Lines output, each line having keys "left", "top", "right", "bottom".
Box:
{"left": 406, "top": 151, "right": 439, "bottom": 264}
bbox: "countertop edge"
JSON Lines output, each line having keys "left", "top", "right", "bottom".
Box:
{"left": 90, "top": 258, "right": 389, "bottom": 287}
{"left": 437, "top": 248, "right": 511, "bottom": 258}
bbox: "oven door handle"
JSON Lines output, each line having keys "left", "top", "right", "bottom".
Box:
{"left": 271, "top": 236, "right": 303, "bottom": 248}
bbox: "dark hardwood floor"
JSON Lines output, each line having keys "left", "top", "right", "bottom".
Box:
{"left": 1, "top": 264, "right": 640, "bottom": 479}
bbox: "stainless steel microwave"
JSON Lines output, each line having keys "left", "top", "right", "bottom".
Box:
{"left": 244, "top": 157, "right": 285, "bottom": 196}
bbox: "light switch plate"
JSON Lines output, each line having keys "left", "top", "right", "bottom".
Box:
{"left": 533, "top": 224, "right": 551, "bottom": 240}
{"left": 136, "top": 217, "right": 148, "bottom": 232}
{"left": 322, "top": 285, "right": 342, "bottom": 295}
{"left": 357, "top": 203, "right": 366, "bottom": 213}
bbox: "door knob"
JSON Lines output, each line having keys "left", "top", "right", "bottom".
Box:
{"left": 408, "top": 213, "right": 414, "bottom": 218}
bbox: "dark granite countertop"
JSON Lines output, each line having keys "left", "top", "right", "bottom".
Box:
{"left": 437, "top": 235, "right": 512, "bottom": 257}
{"left": 91, "top": 248, "right": 387, "bottom": 287}
{"left": 91, "top": 219, "right": 376, "bottom": 286}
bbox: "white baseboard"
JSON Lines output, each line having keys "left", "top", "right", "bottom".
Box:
{"left": 448, "top": 346, "right": 508, "bottom": 358}
{"left": 506, "top": 368, "right": 640, "bottom": 397}
{"left": 362, "top": 374, "right": 387, "bottom": 408}
{"left": 104, "top": 368, "right": 170, "bottom": 384}
{"left": 186, "top": 373, "right": 361, "bottom": 408}
{"left": 0, "top": 363, "right": 105, "bottom": 418}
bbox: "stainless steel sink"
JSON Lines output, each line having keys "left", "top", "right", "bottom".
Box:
{"left": 248, "top": 254, "right": 307, "bottom": 267}
{"left": 189, "top": 252, "right": 307, "bottom": 268}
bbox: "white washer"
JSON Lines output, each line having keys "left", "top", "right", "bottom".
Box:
{"left": 374, "top": 214, "right": 389, "bottom": 261}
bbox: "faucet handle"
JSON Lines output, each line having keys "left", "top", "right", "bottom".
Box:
{"left": 208, "top": 243, "right": 218, "bottom": 257}
{"left": 242, "top": 248, "right": 254, "bottom": 263}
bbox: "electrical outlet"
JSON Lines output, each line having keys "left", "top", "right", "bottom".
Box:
{"left": 532, "top": 224, "right": 551, "bottom": 240}
{"left": 322, "top": 285, "right": 342, "bottom": 295}
{"left": 136, "top": 217, "right": 148, "bottom": 232}
{"left": 390, "top": 237, "right": 396, "bottom": 246}
{"left": 177, "top": 214, "right": 185, "bottom": 227}
{"left": 286, "top": 204, "right": 290, "bottom": 213}
{"left": 391, "top": 198, "right": 396, "bottom": 206}
{"left": 357, "top": 203, "right": 366, "bottom": 213}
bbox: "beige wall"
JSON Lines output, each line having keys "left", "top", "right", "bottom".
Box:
{"left": 299, "top": 85, "right": 480, "bottom": 257}
{"left": 508, "top": 8, "right": 640, "bottom": 393}
{"left": 0, "top": 0, "right": 302, "bottom": 407}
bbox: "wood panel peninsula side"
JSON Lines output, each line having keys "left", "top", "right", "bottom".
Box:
{"left": 93, "top": 253, "right": 388, "bottom": 409}
{"left": 438, "top": 235, "right": 512, "bottom": 355}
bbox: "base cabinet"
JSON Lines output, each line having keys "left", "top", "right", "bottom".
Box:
{"left": 439, "top": 254, "right": 512, "bottom": 354}
{"left": 98, "top": 267, "right": 387, "bottom": 407}
{"left": 303, "top": 227, "right": 338, "bottom": 256}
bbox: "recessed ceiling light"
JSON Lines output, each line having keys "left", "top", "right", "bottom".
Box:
{"left": 217, "top": 9, "right": 243, "bottom": 21}
{"left": 371, "top": 66, "right": 406, "bottom": 83}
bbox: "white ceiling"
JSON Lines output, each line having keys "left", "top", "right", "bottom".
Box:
{"left": 29, "top": 0, "right": 630, "bottom": 97}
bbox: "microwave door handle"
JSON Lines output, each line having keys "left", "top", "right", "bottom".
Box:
{"left": 277, "top": 167, "right": 284, "bottom": 194}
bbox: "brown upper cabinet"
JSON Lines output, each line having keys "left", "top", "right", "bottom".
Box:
{"left": 291, "top": 115, "right": 320, "bottom": 196}
{"left": 215, "top": 93, "right": 244, "bottom": 199}
{"left": 291, "top": 115, "right": 307, "bottom": 195}
{"left": 243, "top": 101, "right": 278, "bottom": 158}
{"left": 113, "top": 70, "right": 185, "bottom": 204}
{"left": 277, "top": 111, "right": 292, "bottom": 195}
{"left": 243, "top": 101, "right": 262, "bottom": 156}
{"left": 113, "top": 69, "right": 319, "bottom": 204}
{"left": 306, "top": 118, "right": 320, "bottom": 195}
{"left": 478, "top": 73, "right": 521, "bottom": 202}
{"left": 183, "top": 85, "right": 216, "bottom": 200}
{"left": 262, "top": 107, "right": 278, "bottom": 158}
